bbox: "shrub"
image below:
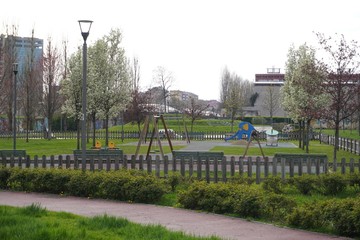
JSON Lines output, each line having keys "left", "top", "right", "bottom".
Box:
{"left": 318, "top": 173, "right": 346, "bottom": 195}
{"left": 262, "top": 193, "right": 297, "bottom": 222}
{"left": 292, "top": 175, "right": 318, "bottom": 195}
{"left": 177, "top": 181, "right": 208, "bottom": 210}
{"left": 0, "top": 167, "right": 11, "bottom": 189}
{"left": 232, "top": 186, "right": 264, "bottom": 218}
{"left": 262, "top": 176, "right": 285, "bottom": 194}
{"left": 286, "top": 203, "right": 325, "bottom": 229}
{"left": 125, "top": 174, "right": 166, "bottom": 203}
{"left": 322, "top": 198, "right": 360, "bottom": 237}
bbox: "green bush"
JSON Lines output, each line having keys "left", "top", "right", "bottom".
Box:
{"left": 286, "top": 203, "right": 325, "bottom": 230}
{"left": 318, "top": 173, "right": 346, "bottom": 195}
{"left": 348, "top": 173, "right": 360, "bottom": 191}
{"left": 232, "top": 186, "right": 264, "bottom": 218}
{"left": 262, "top": 193, "right": 297, "bottom": 221}
{"left": 292, "top": 175, "right": 318, "bottom": 195}
{"left": 322, "top": 198, "right": 360, "bottom": 237}
{"left": 0, "top": 167, "right": 11, "bottom": 189}
{"left": 262, "top": 176, "right": 285, "bottom": 194}
{"left": 125, "top": 175, "right": 166, "bottom": 203}
{"left": 7, "top": 168, "right": 37, "bottom": 191}
{"left": 177, "top": 181, "right": 209, "bottom": 210}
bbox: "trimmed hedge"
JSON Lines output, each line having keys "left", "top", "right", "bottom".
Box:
{"left": 0, "top": 167, "right": 167, "bottom": 203}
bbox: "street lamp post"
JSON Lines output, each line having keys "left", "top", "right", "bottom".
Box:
{"left": 13, "top": 63, "right": 18, "bottom": 155}
{"left": 78, "top": 20, "right": 93, "bottom": 170}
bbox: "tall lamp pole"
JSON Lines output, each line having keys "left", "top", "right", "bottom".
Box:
{"left": 78, "top": 20, "right": 93, "bottom": 170}
{"left": 13, "top": 63, "right": 18, "bottom": 154}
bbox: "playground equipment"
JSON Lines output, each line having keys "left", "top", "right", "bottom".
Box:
{"left": 225, "top": 121, "right": 256, "bottom": 141}
{"left": 225, "top": 121, "right": 265, "bottom": 158}
{"left": 266, "top": 129, "right": 279, "bottom": 146}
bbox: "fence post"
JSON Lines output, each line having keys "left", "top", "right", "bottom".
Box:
{"left": 189, "top": 156, "right": 193, "bottom": 177}
{"left": 66, "top": 155, "right": 71, "bottom": 169}
{"left": 205, "top": 157, "right": 210, "bottom": 183}
{"left": 222, "top": 157, "right": 227, "bottom": 182}
{"left": 230, "top": 156, "right": 235, "bottom": 177}
{"left": 34, "top": 155, "right": 38, "bottom": 168}
{"left": 90, "top": 156, "right": 94, "bottom": 172}
{"left": 164, "top": 155, "right": 169, "bottom": 176}
{"left": 341, "top": 158, "right": 346, "bottom": 175}
{"left": 139, "top": 155, "right": 143, "bottom": 170}
{"left": 10, "top": 156, "right": 14, "bottom": 168}
{"left": 50, "top": 155, "right": 55, "bottom": 168}
{"left": 307, "top": 158, "right": 311, "bottom": 174}
{"left": 131, "top": 155, "right": 136, "bottom": 169}
{"left": 58, "top": 155, "right": 63, "bottom": 169}
{"left": 106, "top": 156, "right": 111, "bottom": 171}
{"left": 214, "top": 158, "right": 218, "bottom": 183}
{"left": 147, "top": 155, "right": 152, "bottom": 174}
{"left": 248, "top": 157, "right": 252, "bottom": 178}
{"left": 264, "top": 157, "right": 269, "bottom": 178}
{"left": 172, "top": 155, "right": 177, "bottom": 172}
{"left": 180, "top": 157, "right": 185, "bottom": 177}
{"left": 18, "top": 156, "right": 22, "bottom": 168}
{"left": 281, "top": 158, "right": 285, "bottom": 180}
{"left": 197, "top": 156, "right": 202, "bottom": 180}
{"left": 239, "top": 157, "right": 244, "bottom": 177}
{"left": 316, "top": 158, "right": 320, "bottom": 175}
{"left": 42, "top": 155, "right": 46, "bottom": 168}
{"left": 114, "top": 156, "right": 119, "bottom": 170}
{"left": 155, "top": 155, "right": 160, "bottom": 178}
{"left": 256, "top": 157, "right": 261, "bottom": 184}
{"left": 272, "top": 157, "right": 277, "bottom": 176}
{"left": 349, "top": 158, "right": 354, "bottom": 173}
{"left": 26, "top": 155, "right": 31, "bottom": 168}
{"left": 289, "top": 159, "right": 294, "bottom": 178}
{"left": 298, "top": 158, "right": 302, "bottom": 176}
{"left": 98, "top": 156, "right": 103, "bottom": 170}
{"left": 123, "top": 155, "right": 128, "bottom": 169}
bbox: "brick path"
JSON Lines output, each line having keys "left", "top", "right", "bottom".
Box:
{"left": 0, "top": 191, "right": 350, "bottom": 240}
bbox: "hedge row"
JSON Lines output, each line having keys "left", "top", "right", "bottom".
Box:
{"left": 0, "top": 167, "right": 167, "bottom": 203}
{"left": 177, "top": 174, "right": 360, "bottom": 238}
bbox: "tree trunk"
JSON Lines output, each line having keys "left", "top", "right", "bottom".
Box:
{"left": 92, "top": 113, "right": 96, "bottom": 148}
{"left": 105, "top": 114, "right": 109, "bottom": 146}
{"left": 76, "top": 119, "right": 80, "bottom": 150}
{"left": 305, "top": 119, "right": 311, "bottom": 153}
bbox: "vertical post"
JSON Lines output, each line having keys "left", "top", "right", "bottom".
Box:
{"left": 78, "top": 20, "right": 93, "bottom": 171}
{"left": 13, "top": 63, "right": 18, "bottom": 154}
{"left": 81, "top": 40, "right": 87, "bottom": 170}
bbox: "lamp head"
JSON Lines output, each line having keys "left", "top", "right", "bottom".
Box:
{"left": 13, "top": 63, "right": 18, "bottom": 75}
{"left": 78, "top": 20, "right": 93, "bottom": 42}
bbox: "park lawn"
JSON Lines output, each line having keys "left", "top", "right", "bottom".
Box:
{"left": 211, "top": 141, "right": 359, "bottom": 161}
{"left": 0, "top": 138, "right": 184, "bottom": 157}
{"left": 0, "top": 204, "right": 219, "bottom": 240}
{"left": 1, "top": 138, "right": 358, "bottom": 160}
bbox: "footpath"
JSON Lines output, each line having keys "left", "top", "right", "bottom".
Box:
{"left": 0, "top": 191, "right": 350, "bottom": 240}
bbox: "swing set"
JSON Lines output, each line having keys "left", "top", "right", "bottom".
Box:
{"left": 134, "top": 114, "right": 190, "bottom": 160}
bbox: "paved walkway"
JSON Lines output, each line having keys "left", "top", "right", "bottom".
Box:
{"left": 0, "top": 191, "right": 350, "bottom": 240}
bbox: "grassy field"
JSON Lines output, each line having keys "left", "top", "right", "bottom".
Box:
{"left": 0, "top": 204, "right": 219, "bottom": 240}
{"left": 0, "top": 137, "right": 358, "bottom": 161}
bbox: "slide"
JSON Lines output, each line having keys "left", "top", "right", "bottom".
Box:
{"left": 225, "top": 121, "right": 255, "bottom": 142}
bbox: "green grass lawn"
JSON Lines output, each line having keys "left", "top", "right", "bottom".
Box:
{"left": 1, "top": 138, "right": 358, "bottom": 160}
{"left": 0, "top": 204, "right": 219, "bottom": 240}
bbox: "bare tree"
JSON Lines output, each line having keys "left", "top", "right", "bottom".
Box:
{"left": 125, "top": 56, "right": 155, "bottom": 132}
{"left": 42, "top": 37, "right": 63, "bottom": 139}
{"left": 153, "top": 66, "right": 174, "bottom": 113}
{"left": 184, "top": 98, "right": 209, "bottom": 132}
{"left": 20, "top": 29, "right": 43, "bottom": 142}
{"left": 316, "top": 33, "right": 360, "bottom": 161}
{"left": 220, "top": 67, "right": 251, "bottom": 131}
{"left": 0, "top": 25, "right": 18, "bottom": 132}
{"left": 262, "top": 84, "right": 281, "bottom": 126}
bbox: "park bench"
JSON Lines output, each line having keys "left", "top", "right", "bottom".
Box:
{"left": 273, "top": 153, "right": 328, "bottom": 163}
{"left": 172, "top": 150, "right": 224, "bottom": 160}
{"left": 0, "top": 150, "right": 27, "bottom": 158}
{"left": 73, "top": 149, "right": 123, "bottom": 160}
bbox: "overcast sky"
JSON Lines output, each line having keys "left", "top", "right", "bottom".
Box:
{"left": 2, "top": 0, "right": 360, "bottom": 100}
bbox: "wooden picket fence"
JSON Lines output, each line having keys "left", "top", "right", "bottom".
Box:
{"left": 2, "top": 154, "right": 360, "bottom": 183}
